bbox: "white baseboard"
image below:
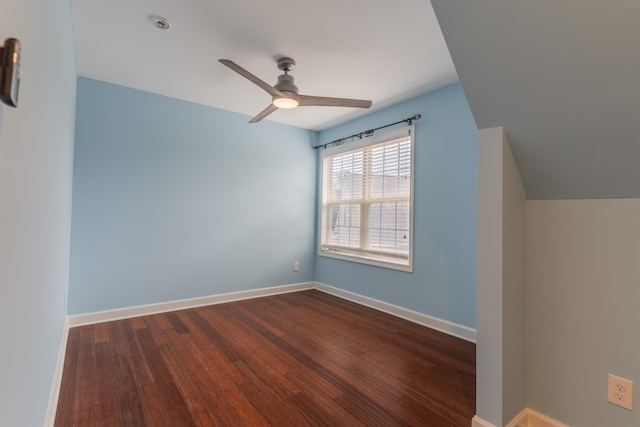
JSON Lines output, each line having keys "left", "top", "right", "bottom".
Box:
{"left": 67, "top": 282, "right": 314, "bottom": 327}
{"left": 522, "top": 409, "right": 569, "bottom": 427}
{"left": 506, "top": 409, "right": 529, "bottom": 427}
{"left": 474, "top": 408, "right": 570, "bottom": 427}
{"left": 473, "top": 415, "right": 497, "bottom": 427}
{"left": 66, "top": 282, "right": 477, "bottom": 345}
{"left": 313, "top": 282, "right": 477, "bottom": 343}
{"left": 44, "top": 322, "right": 70, "bottom": 427}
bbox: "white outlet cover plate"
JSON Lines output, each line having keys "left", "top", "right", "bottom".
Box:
{"left": 608, "top": 374, "right": 634, "bottom": 411}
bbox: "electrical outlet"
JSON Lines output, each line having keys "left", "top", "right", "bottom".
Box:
{"left": 608, "top": 374, "right": 634, "bottom": 410}
{"left": 293, "top": 261, "right": 300, "bottom": 272}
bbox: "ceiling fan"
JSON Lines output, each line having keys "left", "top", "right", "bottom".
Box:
{"left": 219, "top": 57, "right": 372, "bottom": 123}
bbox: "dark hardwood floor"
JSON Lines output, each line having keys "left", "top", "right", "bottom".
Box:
{"left": 55, "top": 290, "right": 475, "bottom": 426}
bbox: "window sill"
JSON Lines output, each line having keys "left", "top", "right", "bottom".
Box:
{"left": 318, "top": 250, "right": 413, "bottom": 272}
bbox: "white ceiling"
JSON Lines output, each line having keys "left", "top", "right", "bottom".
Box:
{"left": 71, "top": 0, "right": 458, "bottom": 131}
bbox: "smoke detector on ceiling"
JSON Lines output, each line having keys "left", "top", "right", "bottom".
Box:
{"left": 148, "top": 15, "right": 170, "bottom": 30}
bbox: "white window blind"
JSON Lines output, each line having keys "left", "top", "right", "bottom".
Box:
{"left": 319, "top": 126, "right": 414, "bottom": 271}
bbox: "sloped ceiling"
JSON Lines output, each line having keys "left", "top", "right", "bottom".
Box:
{"left": 432, "top": 0, "right": 640, "bottom": 199}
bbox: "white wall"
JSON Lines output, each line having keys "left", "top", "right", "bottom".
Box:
{"left": 526, "top": 199, "right": 640, "bottom": 427}
{"left": 0, "top": 1, "right": 77, "bottom": 425}
{"left": 477, "top": 129, "right": 639, "bottom": 427}
{"left": 476, "top": 127, "right": 526, "bottom": 426}
{"left": 500, "top": 130, "right": 526, "bottom": 423}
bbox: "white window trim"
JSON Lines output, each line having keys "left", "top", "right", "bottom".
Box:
{"left": 317, "top": 126, "right": 415, "bottom": 272}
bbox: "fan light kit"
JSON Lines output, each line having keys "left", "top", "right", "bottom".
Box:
{"left": 273, "top": 97, "right": 298, "bottom": 109}
{"left": 219, "top": 57, "right": 372, "bottom": 123}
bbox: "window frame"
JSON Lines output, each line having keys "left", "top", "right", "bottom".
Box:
{"left": 317, "top": 126, "right": 415, "bottom": 272}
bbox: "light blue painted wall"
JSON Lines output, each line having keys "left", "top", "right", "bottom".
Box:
{"left": 0, "top": 2, "right": 77, "bottom": 426}
{"left": 69, "top": 78, "right": 316, "bottom": 314}
{"left": 314, "top": 84, "right": 478, "bottom": 328}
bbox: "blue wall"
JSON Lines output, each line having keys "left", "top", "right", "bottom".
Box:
{"left": 315, "top": 84, "right": 478, "bottom": 328}
{"left": 69, "top": 78, "right": 317, "bottom": 314}
{"left": 70, "top": 79, "right": 478, "bottom": 331}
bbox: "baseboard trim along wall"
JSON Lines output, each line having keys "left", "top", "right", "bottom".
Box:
{"left": 314, "top": 282, "right": 477, "bottom": 343}
{"left": 473, "top": 408, "right": 570, "bottom": 427}
{"left": 473, "top": 415, "right": 497, "bottom": 427}
{"left": 66, "top": 282, "right": 315, "bottom": 327}
{"left": 519, "top": 409, "right": 570, "bottom": 427}
{"left": 45, "top": 323, "right": 70, "bottom": 427}
{"left": 66, "top": 282, "right": 478, "bottom": 344}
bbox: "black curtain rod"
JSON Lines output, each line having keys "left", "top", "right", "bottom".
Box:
{"left": 312, "top": 114, "right": 422, "bottom": 151}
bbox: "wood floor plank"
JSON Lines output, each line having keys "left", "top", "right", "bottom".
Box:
{"left": 109, "top": 320, "right": 133, "bottom": 357}
{"left": 94, "top": 322, "right": 110, "bottom": 344}
{"left": 142, "top": 314, "right": 172, "bottom": 346}
{"left": 173, "top": 312, "right": 246, "bottom": 387}
{"left": 162, "top": 323, "right": 263, "bottom": 426}
{"left": 112, "top": 353, "right": 147, "bottom": 427}
{"left": 128, "top": 350, "right": 155, "bottom": 388}
{"left": 129, "top": 315, "right": 148, "bottom": 330}
{"left": 258, "top": 328, "right": 415, "bottom": 425}
{"left": 137, "top": 384, "right": 172, "bottom": 427}
{"left": 55, "top": 290, "right": 475, "bottom": 426}
{"left": 333, "top": 390, "right": 408, "bottom": 427}
{"left": 135, "top": 328, "right": 197, "bottom": 426}
{"left": 158, "top": 344, "right": 220, "bottom": 426}
{"left": 184, "top": 308, "right": 245, "bottom": 363}
{"left": 287, "top": 384, "right": 364, "bottom": 426}
{"left": 165, "top": 311, "right": 190, "bottom": 334}
{"left": 72, "top": 327, "right": 97, "bottom": 425}
{"left": 222, "top": 306, "right": 346, "bottom": 400}
{"left": 92, "top": 342, "right": 122, "bottom": 426}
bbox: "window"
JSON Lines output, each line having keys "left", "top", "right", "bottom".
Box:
{"left": 318, "top": 126, "right": 414, "bottom": 271}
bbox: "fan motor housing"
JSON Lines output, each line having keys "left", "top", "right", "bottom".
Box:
{"left": 274, "top": 74, "right": 299, "bottom": 94}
